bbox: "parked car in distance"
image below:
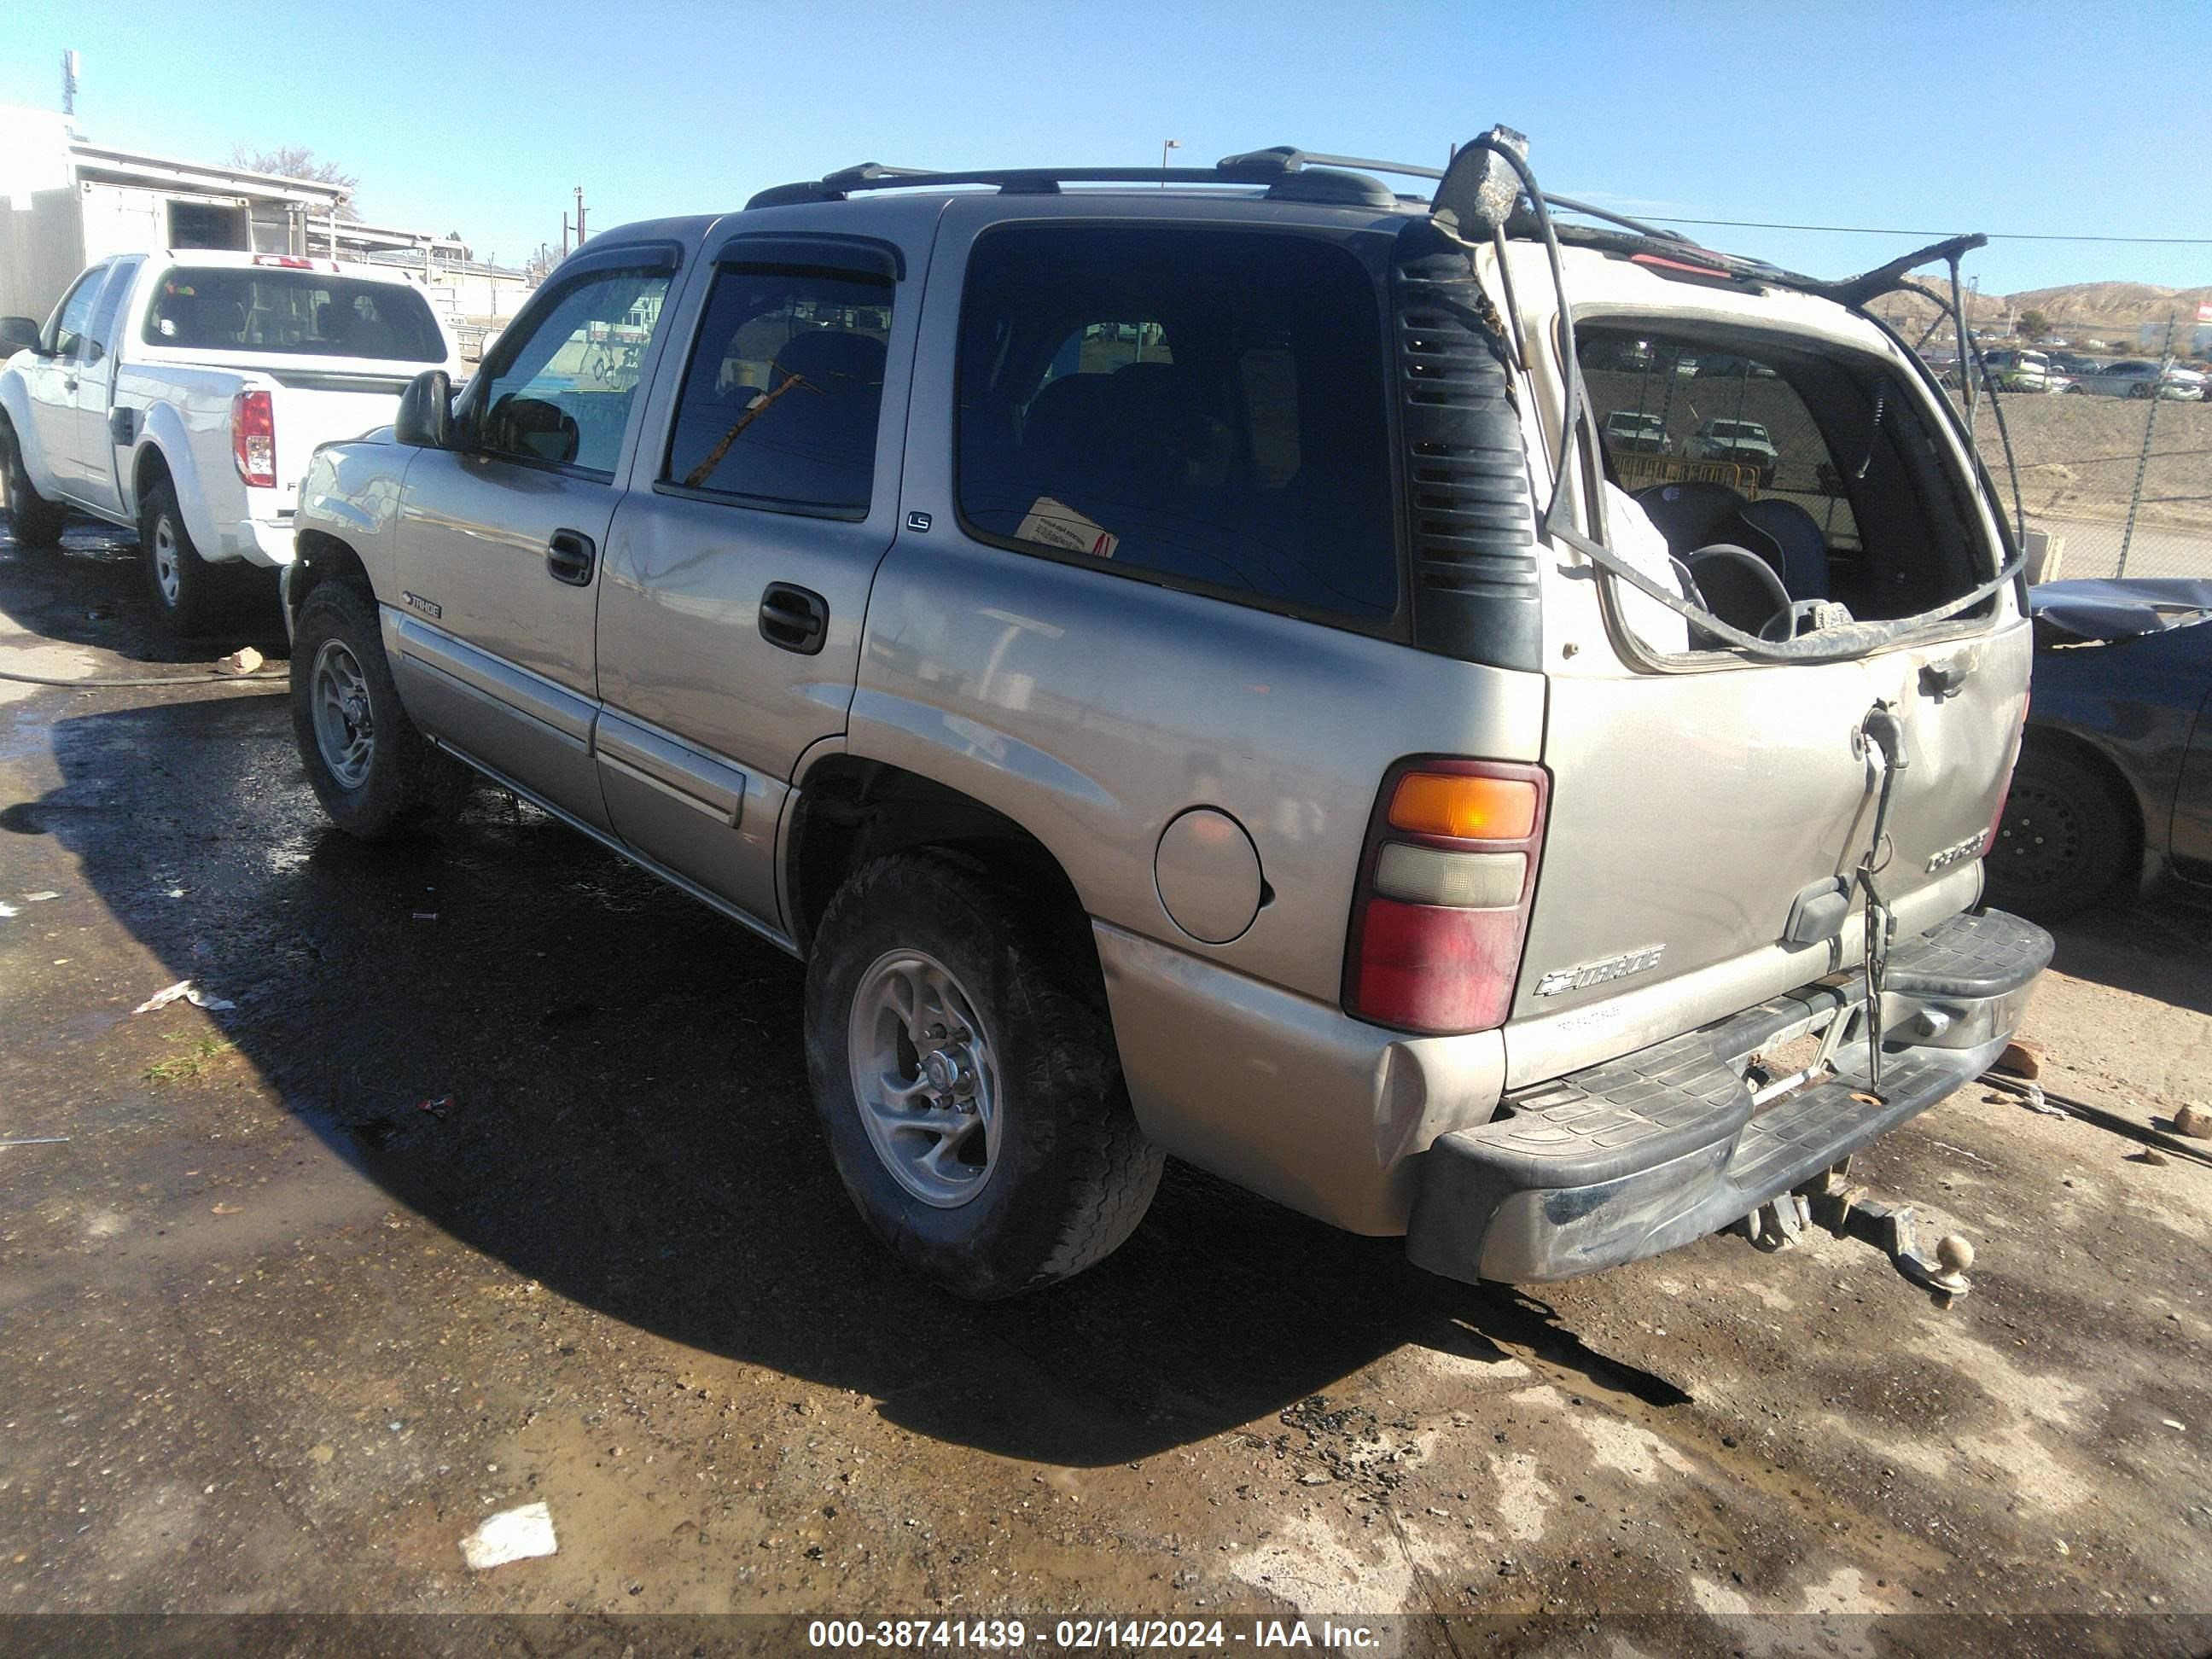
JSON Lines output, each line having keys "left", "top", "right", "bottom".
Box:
{"left": 278, "top": 139, "right": 2046, "bottom": 1299}
{"left": 2070, "top": 358, "right": 2205, "bottom": 401}
{"left": 1686, "top": 417, "right": 1779, "bottom": 484}
{"left": 1979, "top": 349, "right": 2051, "bottom": 393}
{"left": 0, "top": 251, "right": 462, "bottom": 632}
{"left": 1601, "top": 409, "right": 1671, "bottom": 452}
{"left": 1985, "top": 580, "right": 2212, "bottom": 922}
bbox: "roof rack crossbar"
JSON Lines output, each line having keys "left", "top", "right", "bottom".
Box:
{"left": 748, "top": 160, "right": 1306, "bottom": 210}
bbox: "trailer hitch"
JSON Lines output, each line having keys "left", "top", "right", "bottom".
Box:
{"left": 1733, "top": 1159, "right": 1976, "bottom": 1301}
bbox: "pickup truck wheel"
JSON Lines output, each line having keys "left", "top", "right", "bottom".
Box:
{"left": 290, "top": 580, "right": 467, "bottom": 839}
{"left": 1983, "top": 746, "right": 2133, "bottom": 923}
{"left": 1, "top": 423, "right": 67, "bottom": 549}
{"left": 805, "top": 854, "right": 1163, "bottom": 1300}
{"left": 138, "top": 480, "right": 222, "bottom": 634}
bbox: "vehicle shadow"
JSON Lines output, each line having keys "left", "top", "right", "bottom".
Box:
{"left": 15, "top": 692, "right": 1689, "bottom": 1466}
{"left": 0, "top": 517, "right": 287, "bottom": 668}
{"left": 2046, "top": 887, "right": 2212, "bottom": 1018}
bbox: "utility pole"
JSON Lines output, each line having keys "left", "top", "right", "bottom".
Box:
{"left": 562, "top": 186, "right": 589, "bottom": 257}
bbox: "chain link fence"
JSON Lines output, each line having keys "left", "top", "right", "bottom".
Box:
{"left": 1891, "top": 297, "right": 2212, "bottom": 583}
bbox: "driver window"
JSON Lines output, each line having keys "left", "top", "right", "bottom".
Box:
{"left": 47, "top": 267, "right": 105, "bottom": 359}
{"left": 472, "top": 270, "right": 670, "bottom": 476}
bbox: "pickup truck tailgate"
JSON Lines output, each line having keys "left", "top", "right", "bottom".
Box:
{"left": 265, "top": 370, "right": 417, "bottom": 503}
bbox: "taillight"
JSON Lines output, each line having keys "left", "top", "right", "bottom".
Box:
{"left": 232, "top": 390, "right": 275, "bottom": 488}
{"left": 1343, "top": 759, "right": 1549, "bottom": 1034}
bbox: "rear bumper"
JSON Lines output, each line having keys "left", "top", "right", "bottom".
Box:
{"left": 1406, "top": 909, "right": 2052, "bottom": 1284}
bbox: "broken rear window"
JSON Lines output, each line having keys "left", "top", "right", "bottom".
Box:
{"left": 1580, "top": 322, "right": 1992, "bottom": 644}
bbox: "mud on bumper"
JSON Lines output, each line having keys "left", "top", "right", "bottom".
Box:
{"left": 1406, "top": 909, "right": 2053, "bottom": 1284}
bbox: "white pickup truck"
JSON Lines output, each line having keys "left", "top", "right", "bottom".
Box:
{"left": 0, "top": 251, "right": 460, "bottom": 632}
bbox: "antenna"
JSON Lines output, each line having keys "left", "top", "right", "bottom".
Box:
{"left": 61, "top": 49, "right": 79, "bottom": 119}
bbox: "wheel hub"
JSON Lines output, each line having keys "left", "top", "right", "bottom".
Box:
{"left": 847, "top": 949, "right": 1001, "bottom": 1208}
{"left": 310, "top": 638, "right": 377, "bottom": 791}
{"left": 922, "top": 1041, "right": 978, "bottom": 1103}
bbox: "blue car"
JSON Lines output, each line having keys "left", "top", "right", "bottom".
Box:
{"left": 1985, "top": 579, "right": 2212, "bottom": 920}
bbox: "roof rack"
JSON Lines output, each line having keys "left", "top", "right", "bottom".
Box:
{"left": 744, "top": 145, "right": 1691, "bottom": 238}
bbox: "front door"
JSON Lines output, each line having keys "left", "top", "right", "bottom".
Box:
{"left": 26, "top": 265, "right": 103, "bottom": 504}
{"left": 387, "top": 251, "right": 678, "bottom": 831}
{"left": 593, "top": 230, "right": 921, "bottom": 928}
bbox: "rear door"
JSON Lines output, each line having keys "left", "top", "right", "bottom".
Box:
{"left": 387, "top": 243, "right": 680, "bottom": 831}
{"left": 1510, "top": 320, "right": 2028, "bottom": 1078}
{"left": 72, "top": 256, "right": 143, "bottom": 517}
{"left": 592, "top": 229, "right": 922, "bottom": 928}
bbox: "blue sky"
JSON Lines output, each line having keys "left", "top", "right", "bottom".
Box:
{"left": 5, "top": 0, "right": 2209, "bottom": 295}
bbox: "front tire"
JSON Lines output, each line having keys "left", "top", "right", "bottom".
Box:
{"left": 1, "top": 420, "right": 67, "bottom": 549}
{"left": 1984, "top": 746, "right": 2134, "bottom": 923}
{"left": 138, "top": 479, "right": 222, "bottom": 634}
{"left": 804, "top": 853, "right": 1162, "bottom": 1300}
{"left": 290, "top": 579, "right": 467, "bottom": 838}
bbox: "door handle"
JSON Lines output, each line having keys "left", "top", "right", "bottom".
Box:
{"left": 759, "top": 582, "right": 829, "bottom": 655}
{"left": 545, "top": 528, "right": 596, "bottom": 586}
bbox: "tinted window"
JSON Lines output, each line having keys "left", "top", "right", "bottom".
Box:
{"left": 47, "top": 268, "right": 103, "bottom": 358}
{"left": 141, "top": 267, "right": 445, "bottom": 362}
{"left": 956, "top": 226, "right": 1396, "bottom": 624}
{"left": 664, "top": 266, "right": 891, "bottom": 515}
{"left": 473, "top": 270, "right": 671, "bottom": 475}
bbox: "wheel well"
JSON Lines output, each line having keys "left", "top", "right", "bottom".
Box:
{"left": 788, "top": 757, "right": 1096, "bottom": 965}
{"left": 2018, "top": 725, "right": 2146, "bottom": 864}
{"left": 289, "top": 530, "right": 373, "bottom": 618}
{"left": 131, "top": 445, "right": 172, "bottom": 513}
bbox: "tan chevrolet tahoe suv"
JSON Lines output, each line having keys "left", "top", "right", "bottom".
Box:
{"left": 283, "top": 132, "right": 2050, "bottom": 1298}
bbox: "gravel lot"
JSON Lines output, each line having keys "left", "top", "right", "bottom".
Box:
{"left": 2, "top": 521, "right": 2209, "bottom": 1655}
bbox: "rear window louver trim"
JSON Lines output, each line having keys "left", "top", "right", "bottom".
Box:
{"left": 1393, "top": 224, "right": 1541, "bottom": 671}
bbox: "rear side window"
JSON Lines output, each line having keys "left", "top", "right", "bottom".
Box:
{"left": 956, "top": 225, "right": 1397, "bottom": 625}
{"left": 81, "top": 259, "right": 141, "bottom": 364}
{"left": 663, "top": 266, "right": 892, "bottom": 516}
{"left": 140, "top": 267, "right": 445, "bottom": 362}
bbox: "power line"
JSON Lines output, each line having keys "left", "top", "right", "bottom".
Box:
{"left": 1640, "top": 216, "right": 2212, "bottom": 246}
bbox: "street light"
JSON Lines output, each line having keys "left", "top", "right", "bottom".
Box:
{"left": 1160, "top": 137, "right": 1181, "bottom": 186}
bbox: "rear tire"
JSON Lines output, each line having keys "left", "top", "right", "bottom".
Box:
{"left": 1, "top": 420, "right": 67, "bottom": 549}
{"left": 290, "top": 579, "right": 468, "bottom": 839}
{"left": 138, "top": 479, "right": 223, "bottom": 634}
{"left": 1983, "top": 746, "right": 2133, "bottom": 923}
{"left": 804, "top": 853, "right": 1162, "bottom": 1299}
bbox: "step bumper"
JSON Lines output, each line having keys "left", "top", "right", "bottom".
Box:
{"left": 1406, "top": 909, "right": 2052, "bottom": 1284}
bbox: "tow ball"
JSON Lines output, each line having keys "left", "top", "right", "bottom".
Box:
{"left": 1731, "top": 1159, "right": 1976, "bottom": 1301}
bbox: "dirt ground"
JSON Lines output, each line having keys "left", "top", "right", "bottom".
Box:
{"left": 2, "top": 522, "right": 2210, "bottom": 1656}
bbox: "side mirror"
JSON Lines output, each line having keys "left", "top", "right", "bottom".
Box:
{"left": 0, "top": 316, "right": 44, "bottom": 357}
{"left": 393, "top": 369, "right": 454, "bottom": 449}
